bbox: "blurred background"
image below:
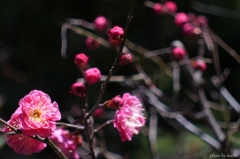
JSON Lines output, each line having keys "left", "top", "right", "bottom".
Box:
{"left": 0, "top": 0, "right": 240, "bottom": 158}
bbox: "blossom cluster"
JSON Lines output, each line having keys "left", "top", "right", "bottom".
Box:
{"left": 110, "top": 93, "right": 146, "bottom": 142}
{"left": 3, "top": 90, "right": 61, "bottom": 155}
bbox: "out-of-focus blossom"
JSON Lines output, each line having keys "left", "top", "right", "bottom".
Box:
{"left": 195, "top": 15, "right": 208, "bottom": 26}
{"left": 19, "top": 90, "right": 61, "bottom": 138}
{"left": 192, "top": 59, "right": 207, "bottom": 71}
{"left": 172, "top": 47, "right": 186, "bottom": 60}
{"left": 50, "top": 129, "right": 80, "bottom": 159}
{"left": 84, "top": 67, "right": 101, "bottom": 84}
{"left": 74, "top": 53, "right": 89, "bottom": 69}
{"left": 3, "top": 107, "right": 46, "bottom": 155}
{"left": 174, "top": 12, "right": 189, "bottom": 27}
{"left": 113, "top": 93, "right": 145, "bottom": 142}
{"left": 182, "top": 23, "right": 201, "bottom": 37}
{"left": 70, "top": 82, "right": 86, "bottom": 98}
{"left": 85, "top": 37, "right": 100, "bottom": 50}
{"left": 108, "top": 26, "right": 124, "bottom": 45}
{"left": 94, "top": 16, "right": 108, "bottom": 32}
{"left": 93, "top": 107, "right": 104, "bottom": 118}
{"left": 164, "top": 1, "right": 177, "bottom": 12}
{"left": 153, "top": 3, "right": 163, "bottom": 15}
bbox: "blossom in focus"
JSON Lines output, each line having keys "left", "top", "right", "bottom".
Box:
{"left": 74, "top": 53, "right": 89, "bottom": 69}
{"left": 70, "top": 82, "right": 86, "bottom": 98}
{"left": 84, "top": 67, "right": 101, "bottom": 84}
{"left": 3, "top": 107, "right": 46, "bottom": 155}
{"left": 113, "top": 93, "right": 145, "bottom": 142}
{"left": 19, "top": 90, "right": 61, "bottom": 138}
{"left": 94, "top": 16, "right": 108, "bottom": 32}
{"left": 108, "top": 26, "right": 124, "bottom": 45}
{"left": 50, "top": 128, "right": 80, "bottom": 159}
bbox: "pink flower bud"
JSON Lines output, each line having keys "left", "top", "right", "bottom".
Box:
{"left": 74, "top": 53, "right": 88, "bottom": 69}
{"left": 106, "top": 95, "right": 123, "bottom": 110}
{"left": 119, "top": 53, "right": 133, "bottom": 66}
{"left": 192, "top": 59, "right": 207, "bottom": 71}
{"left": 70, "top": 82, "right": 86, "bottom": 97}
{"left": 85, "top": 37, "right": 100, "bottom": 50}
{"left": 172, "top": 47, "right": 186, "bottom": 60}
{"left": 71, "top": 135, "right": 83, "bottom": 146}
{"left": 182, "top": 23, "right": 201, "bottom": 37}
{"left": 164, "top": 1, "right": 177, "bottom": 12}
{"left": 153, "top": 3, "right": 163, "bottom": 15}
{"left": 93, "top": 107, "right": 104, "bottom": 118}
{"left": 188, "top": 13, "right": 196, "bottom": 21}
{"left": 174, "top": 12, "right": 189, "bottom": 27}
{"left": 108, "top": 26, "right": 124, "bottom": 45}
{"left": 94, "top": 16, "right": 107, "bottom": 32}
{"left": 113, "top": 93, "right": 145, "bottom": 142}
{"left": 195, "top": 15, "right": 208, "bottom": 26}
{"left": 50, "top": 129, "right": 80, "bottom": 159}
{"left": 84, "top": 67, "right": 101, "bottom": 84}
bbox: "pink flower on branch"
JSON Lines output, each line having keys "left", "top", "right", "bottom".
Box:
{"left": 84, "top": 67, "right": 101, "bottom": 84}
{"left": 113, "top": 93, "right": 145, "bottom": 142}
{"left": 108, "top": 26, "right": 124, "bottom": 45}
{"left": 3, "top": 108, "right": 46, "bottom": 155}
{"left": 74, "top": 53, "right": 89, "bottom": 69}
{"left": 70, "top": 82, "right": 86, "bottom": 98}
{"left": 19, "top": 90, "right": 61, "bottom": 138}
{"left": 50, "top": 128, "right": 80, "bottom": 159}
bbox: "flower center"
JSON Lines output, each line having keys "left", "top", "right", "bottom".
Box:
{"left": 30, "top": 109, "right": 41, "bottom": 119}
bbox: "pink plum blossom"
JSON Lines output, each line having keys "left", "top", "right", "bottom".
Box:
{"left": 113, "top": 93, "right": 145, "bottom": 142}
{"left": 19, "top": 90, "right": 61, "bottom": 138}
{"left": 3, "top": 107, "right": 46, "bottom": 155}
{"left": 50, "top": 128, "right": 80, "bottom": 159}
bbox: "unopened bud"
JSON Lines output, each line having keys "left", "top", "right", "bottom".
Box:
{"left": 108, "top": 26, "right": 124, "bottom": 45}
{"left": 70, "top": 82, "right": 86, "bottom": 97}
{"left": 119, "top": 53, "right": 133, "bottom": 66}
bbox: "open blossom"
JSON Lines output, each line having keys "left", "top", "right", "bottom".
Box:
{"left": 19, "top": 90, "right": 61, "bottom": 138}
{"left": 50, "top": 128, "right": 80, "bottom": 159}
{"left": 3, "top": 107, "right": 46, "bottom": 155}
{"left": 113, "top": 93, "right": 145, "bottom": 142}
